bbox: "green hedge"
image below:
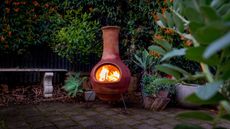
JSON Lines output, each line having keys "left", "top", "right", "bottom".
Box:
{"left": 0, "top": 0, "right": 162, "bottom": 65}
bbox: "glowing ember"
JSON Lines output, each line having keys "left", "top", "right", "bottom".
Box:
{"left": 95, "top": 65, "right": 120, "bottom": 82}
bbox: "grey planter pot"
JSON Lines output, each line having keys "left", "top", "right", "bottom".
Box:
{"left": 84, "top": 90, "right": 96, "bottom": 101}
{"left": 176, "top": 83, "right": 200, "bottom": 107}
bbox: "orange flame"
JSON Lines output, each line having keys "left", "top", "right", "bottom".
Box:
{"left": 96, "top": 65, "right": 120, "bottom": 82}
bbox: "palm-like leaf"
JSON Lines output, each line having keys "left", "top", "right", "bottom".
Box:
{"left": 132, "top": 49, "right": 156, "bottom": 73}
{"left": 63, "top": 72, "right": 86, "bottom": 97}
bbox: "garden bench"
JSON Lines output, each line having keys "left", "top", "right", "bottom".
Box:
{"left": 0, "top": 68, "right": 67, "bottom": 97}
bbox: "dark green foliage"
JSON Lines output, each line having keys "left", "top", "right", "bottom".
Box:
{"left": 0, "top": 0, "right": 58, "bottom": 54}
{"left": 81, "top": 0, "right": 158, "bottom": 65}
{"left": 50, "top": 7, "right": 101, "bottom": 63}
{"left": 142, "top": 75, "right": 176, "bottom": 96}
{"left": 81, "top": 0, "right": 128, "bottom": 26}
{"left": 154, "top": 1, "right": 230, "bottom": 128}
{"left": 221, "top": 80, "right": 230, "bottom": 100}
{"left": 0, "top": 0, "right": 160, "bottom": 66}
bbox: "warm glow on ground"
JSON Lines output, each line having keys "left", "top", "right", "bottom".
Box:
{"left": 95, "top": 64, "right": 120, "bottom": 82}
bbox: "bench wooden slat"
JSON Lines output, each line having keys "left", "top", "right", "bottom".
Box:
{"left": 0, "top": 68, "right": 67, "bottom": 72}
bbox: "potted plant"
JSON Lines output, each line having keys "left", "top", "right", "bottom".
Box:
{"left": 132, "top": 49, "right": 159, "bottom": 103}
{"left": 149, "top": 0, "right": 230, "bottom": 128}
{"left": 142, "top": 75, "right": 176, "bottom": 110}
{"left": 175, "top": 83, "right": 200, "bottom": 107}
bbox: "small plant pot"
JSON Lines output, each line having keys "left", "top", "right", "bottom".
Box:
{"left": 150, "top": 97, "right": 170, "bottom": 111}
{"left": 157, "top": 90, "right": 169, "bottom": 98}
{"left": 143, "top": 96, "right": 154, "bottom": 109}
{"left": 84, "top": 90, "right": 96, "bottom": 101}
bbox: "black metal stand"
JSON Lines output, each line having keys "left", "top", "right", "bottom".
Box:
{"left": 121, "top": 94, "right": 127, "bottom": 114}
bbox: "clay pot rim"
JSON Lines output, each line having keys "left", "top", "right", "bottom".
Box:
{"left": 101, "top": 26, "right": 120, "bottom": 30}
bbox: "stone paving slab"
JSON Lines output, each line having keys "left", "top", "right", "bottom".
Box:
{"left": 0, "top": 102, "right": 230, "bottom": 129}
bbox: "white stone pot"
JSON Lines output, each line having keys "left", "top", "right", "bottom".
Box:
{"left": 176, "top": 83, "right": 200, "bottom": 107}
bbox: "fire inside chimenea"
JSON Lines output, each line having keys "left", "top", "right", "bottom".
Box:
{"left": 95, "top": 64, "right": 120, "bottom": 82}
{"left": 90, "top": 26, "right": 131, "bottom": 101}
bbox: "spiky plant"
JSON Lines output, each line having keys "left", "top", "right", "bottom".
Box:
{"left": 63, "top": 72, "right": 87, "bottom": 97}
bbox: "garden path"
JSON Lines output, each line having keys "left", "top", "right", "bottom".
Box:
{"left": 0, "top": 102, "right": 230, "bottom": 129}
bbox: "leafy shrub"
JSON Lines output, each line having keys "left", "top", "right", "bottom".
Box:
{"left": 82, "top": 0, "right": 127, "bottom": 26}
{"left": 50, "top": 8, "right": 101, "bottom": 63}
{"left": 0, "top": 0, "right": 162, "bottom": 67}
{"left": 142, "top": 75, "right": 176, "bottom": 96}
{"left": 0, "top": 0, "right": 56, "bottom": 54}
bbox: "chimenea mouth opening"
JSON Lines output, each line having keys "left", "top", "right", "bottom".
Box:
{"left": 95, "top": 64, "right": 121, "bottom": 83}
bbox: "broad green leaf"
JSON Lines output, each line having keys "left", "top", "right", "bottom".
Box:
{"left": 196, "top": 81, "right": 223, "bottom": 100}
{"left": 173, "top": 12, "right": 184, "bottom": 32}
{"left": 186, "top": 47, "right": 219, "bottom": 66}
{"left": 165, "top": 11, "right": 174, "bottom": 28}
{"left": 176, "top": 111, "right": 214, "bottom": 121}
{"left": 221, "top": 114, "right": 230, "bottom": 121}
{"left": 197, "top": 0, "right": 212, "bottom": 6}
{"left": 161, "top": 48, "right": 186, "bottom": 61}
{"left": 200, "top": 6, "right": 221, "bottom": 23}
{"left": 156, "top": 65, "right": 181, "bottom": 79}
{"left": 222, "top": 69, "right": 230, "bottom": 80}
{"left": 220, "top": 100, "right": 230, "bottom": 113}
{"left": 159, "top": 64, "right": 191, "bottom": 77}
{"left": 190, "top": 22, "right": 205, "bottom": 35}
{"left": 211, "top": 0, "right": 229, "bottom": 9}
{"left": 203, "top": 32, "right": 230, "bottom": 58}
{"left": 219, "top": 61, "right": 230, "bottom": 80}
{"left": 223, "top": 10, "right": 230, "bottom": 21}
{"left": 148, "top": 45, "right": 166, "bottom": 55}
{"left": 174, "top": 124, "right": 205, "bottom": 129}
{"left": 194, "top": 23, "right": 228, "bottom": 45}
{"left": 217, "top": 4, "right": 230, "bottom": 16}
{"left": 182, "top": 0, "right": 200, "bottom": 12}
{"left": 186, "top": 92, "right": 226, "bottom": 105}
{"left": 180, "top": 73, "right": 206, "bottom": 81}
{"left": 155, "top": 39, "right": 172, "bottom": 51}
{"left": 182, "top": 7, "right": 203, "bottom": 23}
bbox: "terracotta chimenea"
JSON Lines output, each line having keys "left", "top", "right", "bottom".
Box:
{"left": 90, "top": 26, "right": 131, "bottom": 101}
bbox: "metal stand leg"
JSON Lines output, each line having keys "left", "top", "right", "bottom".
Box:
{"left": 121, "top": 94, "right": 127, "bottom": 114}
